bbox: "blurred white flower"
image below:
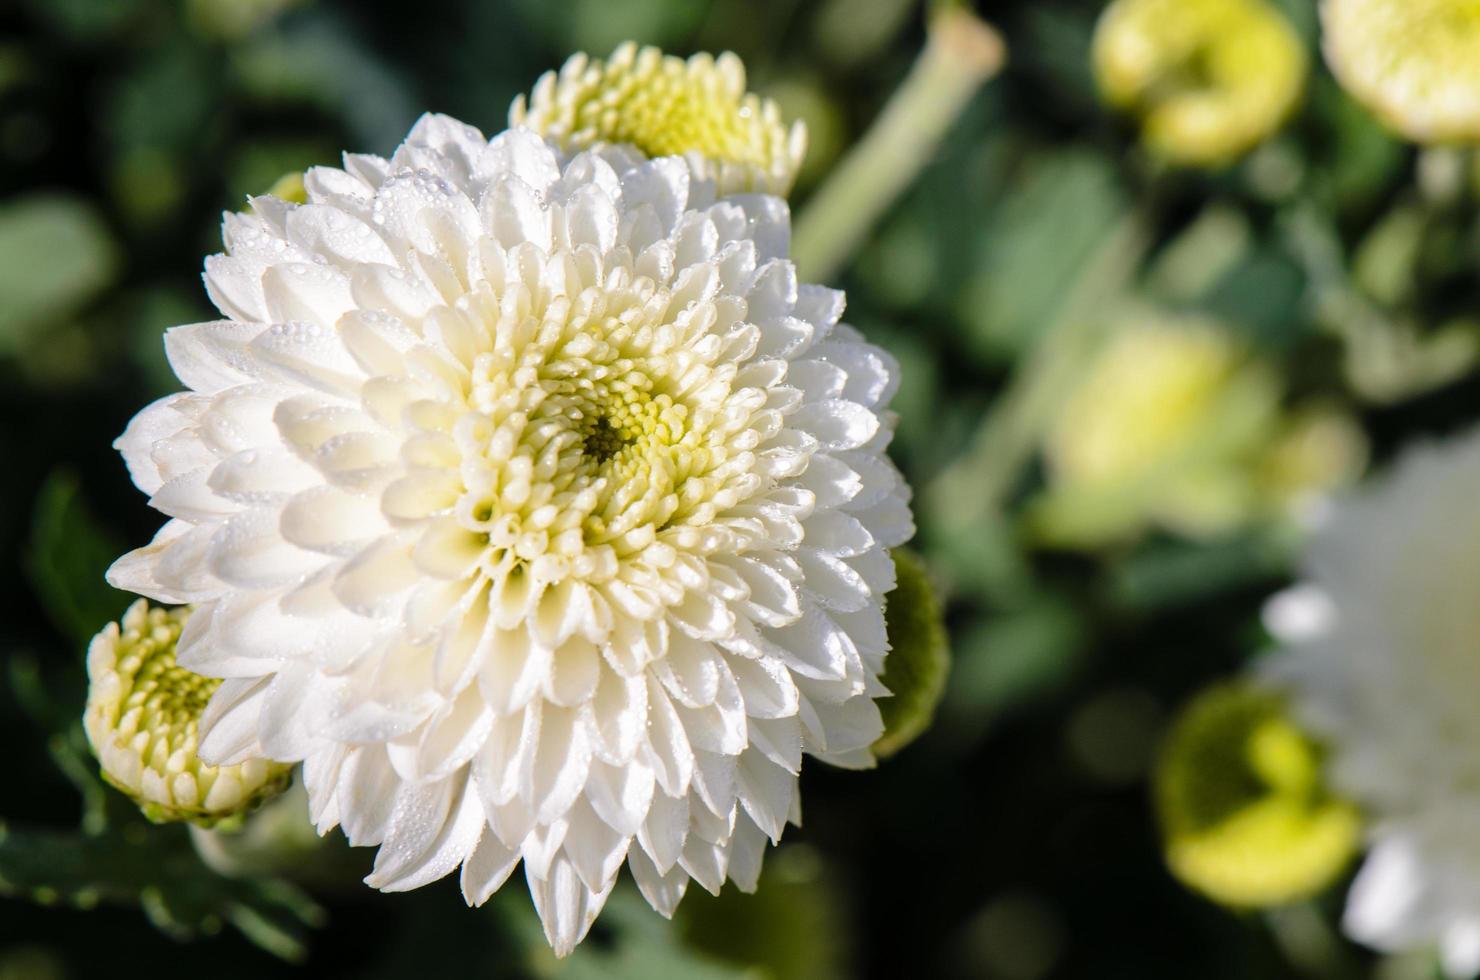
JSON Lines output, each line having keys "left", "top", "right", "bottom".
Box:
{"left": 108, "top": 113, "right": 912, "bottom": 954}
{"left": 1265, "top": 428, "right": 1480, "bottom": 977}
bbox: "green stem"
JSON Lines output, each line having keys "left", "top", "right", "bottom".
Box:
{"left": 922, "top": 209, "right": 1153, "bottom": 536}
{"left": 791, "top": 7, "right": 1005, "bottom": 283}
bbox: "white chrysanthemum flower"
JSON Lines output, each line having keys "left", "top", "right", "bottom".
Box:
{"left": 108, "top": 113, "right": 912, "bottom": 954}
{"left": 1264, "top": 428, "right": 1480, "bottom": 978}
{"left": 1322, "top": 0, "right": 1480, "bottom": 144}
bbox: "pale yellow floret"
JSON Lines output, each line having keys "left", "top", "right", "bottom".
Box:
{"left": 1093, "top": 0, "right": 1308, "bottom": 167}
{"left": 1156, "top": 683, "right": 1360, "bottom": 908}
{"left": 1323, "top": 0, "right": 1480, "bottom": 143}
{"left": 84, "top": 600, "right": 292, "bottom": 827}
{"left": 511, "top": 42, "right": 807, "bottom": 195}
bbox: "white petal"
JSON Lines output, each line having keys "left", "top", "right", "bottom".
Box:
{"left": 736, "top": 749, "right": 796, "bottom": 842}
{"left": 363, "top": 775, "right": 458, "bottom": 890}
{"left": 725, "top": 810, "right": 770, "bottom": 892}
{"left": 529, "top": 704, "right": 592, "bottom": 824}
{"left": 637, "top": 790, "right": 689, "bottom": 874}
{"left": 196, "top": 676, "right": 270, "bottom": 766}
{"left": 337, "top": 746, "right": 402, "bottom": 846}
{"left": 643, "top": 680, "right": 695, "bottom": 797}
{"left": 525, "top": 855, "right": 614, "bottom": 958}
{"left": 585, "top": 760, "right": 655, "bottom": 838}
{"left": 628, "top": 843, "right": 690, "bottom": 918}
{"left": 563, "top": 797, "right": 631, "bottom": 891}
{"left": 461, "top": 828, "right": 521, "bottom": 907}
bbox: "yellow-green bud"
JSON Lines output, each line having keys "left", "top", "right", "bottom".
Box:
{"left": 1033, "top": 317, "right": 1282, "bottom": 545}
{"left": 84, "top": 600, "right": 292, "bottom": 827}
{"left": 265, "top": 171, "right": 308, "bottom": 205}
{"left": 1322, "top": 0, "right": 1480, "bottom": 144}
{"left": 511, "top": 42, "right": 807, "bottom": 196}
{"left": 1093, "top": 0, "right": 1308, "bottom": 167}
{"left": 1155, "top": 683, "right": 1359, "bottom": 908}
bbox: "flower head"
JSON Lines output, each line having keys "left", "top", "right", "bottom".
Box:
{"left": 1093, "top": 0, "right": 1308, "bottom": 167}
{"left": 1155, "top": 682, "right": 1358, "bottom": 908}
{"left": 1322, "top": 0, "right": 1480, "bottom": 143}
{"left": 1265, "top": 428, "right": 1480, "bottom": 976}
{"left": 108, "top": 113, "right": 912, "bottom": 954}
{"left": 85, "top": 600, "right": 293, "bottom": 826}
{"left": 511, "top": 43, "right": 807, "bottom": 196}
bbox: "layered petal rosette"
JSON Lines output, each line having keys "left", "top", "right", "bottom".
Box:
{"left": 108, "top": 113, "right": 913, "bottom": 954}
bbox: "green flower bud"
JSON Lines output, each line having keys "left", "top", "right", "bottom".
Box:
{"left": 84, "top": 600, "right": 292, "bottom": 828}
{"left": 1155, "top": 682, "right": 1359, "bottom": 908}
{"left": 875, "top": 550, "right": 950, "bottom": 758}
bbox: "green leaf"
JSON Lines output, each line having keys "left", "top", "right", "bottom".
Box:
{"left": 27, "top": 470, "right": 130, "bottom": 646}
{"left": 0, "top": 821, "right": 324, "bottom": 961}
{"left": 957, "top": 150, "right": 1127, "bottom": 361}
{"left": 874, "top": 550, "right": 951, "bottom": 758}
{"left": 0, "top": 196, "right": 118, "bottom": 351}
{"left": 1106, "top": 532, "right": 1289, "bottom": 613}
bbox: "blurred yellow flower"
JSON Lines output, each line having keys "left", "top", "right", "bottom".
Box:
{"left": 1093, "top": 0, "right": 1308, "bottom": 167}
{"left": 1155, "top": 683, "right": 1359, "bottom": 908}
{"left": 84, "top": 601, "right": 292, "bottom": 827}
{"left": 1323, "top": 0, "right": 1480, "bottom": 143}
{"left": 1033, "top": 318, "right": 1364, "bottom": 546}
{"left": 511, "top": 42, "right": 807, "bottom": 195}
{"left": 1036, "top": 318, "right": 1276, "bottom": 543}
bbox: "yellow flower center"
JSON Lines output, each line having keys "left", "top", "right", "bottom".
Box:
{"left": 421, "top": 261, "right": 764, "bottom": 592}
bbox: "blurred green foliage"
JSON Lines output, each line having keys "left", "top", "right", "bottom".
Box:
{"left": 4, "top": 0, "right": 1480, "bottom": 977}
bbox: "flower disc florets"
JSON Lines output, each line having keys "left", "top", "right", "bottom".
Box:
{"left": 85, "top": 600, "right": 293, "bottom": 826}
{"left": 512, "top": 42, "right": 806, "bottom": 196}
{"left": 108, "top": 114, "right": 912, "bottom": 954}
